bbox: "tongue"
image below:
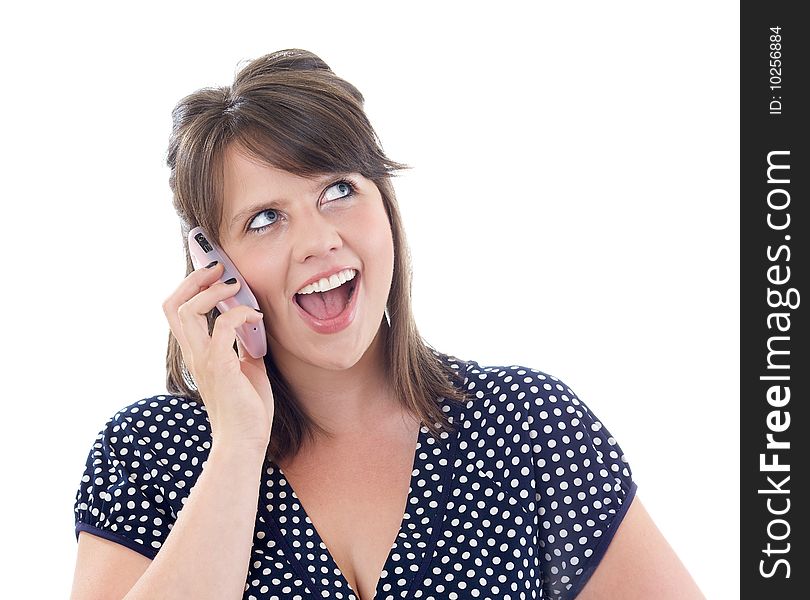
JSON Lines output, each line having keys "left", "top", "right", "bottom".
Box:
{"left": 297, "top": 284, "right": 351, "bottom": 320}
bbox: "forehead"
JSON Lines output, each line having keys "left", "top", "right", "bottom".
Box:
{"left": 223, "top": 147, "right": 329, "bottom": 202}
{"left": 222, "top": 147, "right": 340, "bottom": 212}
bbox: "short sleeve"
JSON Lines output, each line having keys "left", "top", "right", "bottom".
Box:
{"left": 74, "top": 406, "right": 181, "bottom": 560}
{"left": 531, "top": 376, "right": 636, "bottom": 598}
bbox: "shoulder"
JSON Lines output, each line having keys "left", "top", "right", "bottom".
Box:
{"left": 452, "top": 358, "right": 634, "bottom": 508}
{"left": 96, "top": 394, "right": 211, "bottom": 450}
{"left": 104, "top": 394, "right": 209, "bottom": 426}
{"left": 82, "top": 394, "right": 212, "bottom": 499}
{"left": 458, "top": 358, "right": 631, "bottom": 469}
{"left": 456, "top": 358, "right": 587, "bottom": 422}
{"left": 91, "top": 395, "right": 211, "bottom": 458}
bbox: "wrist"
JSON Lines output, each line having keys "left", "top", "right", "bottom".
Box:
{"left": 209, "top": 436, "right": 270, "bottom": 464}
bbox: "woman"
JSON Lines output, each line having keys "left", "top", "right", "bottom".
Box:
{"left": 71, "top": 49, "right": 704, "bottom": 599}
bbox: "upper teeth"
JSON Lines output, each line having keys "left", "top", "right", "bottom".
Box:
{"left": 296, "top": 268, "right": 357, "bottom": 295}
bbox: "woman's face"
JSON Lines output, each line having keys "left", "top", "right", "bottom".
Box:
{"left": 217, "top": 145, "right": 394, "bottom": 372}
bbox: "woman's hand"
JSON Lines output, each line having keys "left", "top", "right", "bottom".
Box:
{"left": 163, "top": 262, "right": 274, "bottom": 452}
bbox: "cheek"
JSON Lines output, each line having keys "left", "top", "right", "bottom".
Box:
{"left": 239, "top": 259, "right": 287, "bottom": 314}
{"left": 359, "top": 208, "right": 394, "bottom": 274}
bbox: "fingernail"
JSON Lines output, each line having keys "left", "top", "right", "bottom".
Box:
{"left": 205, "top": 260, "right": 218, "bottom": 269}
{"left": 224, "top": 277, "right": 237, "bottom": 284}
{"left": 254, "top": 308, "right": 263, "bottom": 313}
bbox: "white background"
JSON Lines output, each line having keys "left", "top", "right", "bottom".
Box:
{"left": 0, "top": 1, "right": 738, "bottom": 598}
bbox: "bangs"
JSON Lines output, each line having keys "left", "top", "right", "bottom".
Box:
{"left": 225, "top": 81, "right": 404, "bottom": 180}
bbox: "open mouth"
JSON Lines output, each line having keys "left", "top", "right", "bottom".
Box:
{"left": 294, "top": 273, "right": 359, "bottom": 321}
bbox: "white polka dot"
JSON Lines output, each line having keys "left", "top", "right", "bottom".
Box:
{"left": 74, "top": 355, "right": 633, "bottom": 598}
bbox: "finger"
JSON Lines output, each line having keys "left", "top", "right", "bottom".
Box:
{"left": 162, "top": 262, "right": 226, "bottom": 351}
{"left": 162, "top": 261, "right": 225, "bottom": 320}
{"left": 178, "top": 277, "right": 247, "bottom": 358}
{"left": 209, "top": 306, "right": 265, "bottom": 367}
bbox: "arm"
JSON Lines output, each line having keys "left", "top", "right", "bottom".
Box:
{"left": 70, "top": 441, "right": 267, "bottom": 600}
{"left": 72, "top": 262, "right": 274, "bottom": 599}
{"left": 576, "top": 496, "right": 705, "bottom": 599}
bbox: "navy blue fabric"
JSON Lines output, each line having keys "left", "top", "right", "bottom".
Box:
{"left": 75, "top": 355, "right": 635, "bottom": 599}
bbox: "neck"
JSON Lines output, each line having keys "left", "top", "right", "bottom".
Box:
{"left": 269, "top": 324, "right": 402, "bottom": 440}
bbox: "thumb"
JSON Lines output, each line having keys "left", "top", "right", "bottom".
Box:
{"left": 236, "top": 338, "right": 273, "bottom": 402}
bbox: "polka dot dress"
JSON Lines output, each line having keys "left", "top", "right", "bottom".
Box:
{"left": 75, "top": 354, "right": 635, "bottom": 599}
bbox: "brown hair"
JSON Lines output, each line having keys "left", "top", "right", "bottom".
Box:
{"left": 164, "top": 49, "right": 469, "bottom": 463}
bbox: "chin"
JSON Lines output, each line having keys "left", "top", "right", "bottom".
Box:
{"left": 307, "top": 324, "right": 384, "bottom": 372}
{"left": 309, "top": 346, "right": 361, "bottom": 369}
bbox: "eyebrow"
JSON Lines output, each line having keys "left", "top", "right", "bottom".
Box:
{"left": 227, "top": 172, "right": 349, "bottom": 229}
{"left": 229, "top": 197, "right": 290, "bottom": 229}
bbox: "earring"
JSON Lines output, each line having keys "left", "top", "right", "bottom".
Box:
{"left": 384, "top": 305, "right": 391, "bottom": 327}
{"left": 181, "top": 361, "right": 198, "bottom": 391}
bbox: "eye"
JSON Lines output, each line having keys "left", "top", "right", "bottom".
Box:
{"left": 248, "top": 209, "right": 280, "bottom": 232}
{"left": 323, "top": 180, "right": 355, "bottom": 202}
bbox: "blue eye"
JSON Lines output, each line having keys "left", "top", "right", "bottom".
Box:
{"left": 323, "top": 181, "right": 354, "bottom": 202}
{"left": 248, "top": 209, "right": 279, "bottom": 232}
{"left": 245, "top": 179, "right": 356, "bottom": 235}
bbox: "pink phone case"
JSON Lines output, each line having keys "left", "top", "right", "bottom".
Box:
{"left": 187, "top": 226, "right": 268, "bottom": 359}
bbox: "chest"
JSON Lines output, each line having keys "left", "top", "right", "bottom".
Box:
{"left": 248, "top": 396, "right": 548, "bottom": 600}
{"left": 278, "top": 427, "right": 419, "bottom": 599}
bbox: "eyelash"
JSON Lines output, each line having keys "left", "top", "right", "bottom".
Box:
{"left": 246, "top": 178, "right": 358, "bottom": 235}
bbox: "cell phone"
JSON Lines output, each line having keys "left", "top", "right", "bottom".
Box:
{"left": 187, "top": 226, "right": 268, "bottom": 359}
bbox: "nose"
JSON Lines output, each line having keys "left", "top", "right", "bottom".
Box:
{"left": 292, "top": 212, "right": 343, "bottom": 263}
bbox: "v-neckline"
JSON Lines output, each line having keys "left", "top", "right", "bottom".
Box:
{"left": 258, "top": 396, "right": 462, "bottom": 599}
